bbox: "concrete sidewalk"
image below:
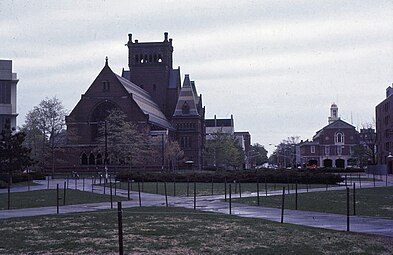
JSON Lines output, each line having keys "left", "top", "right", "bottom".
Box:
{"left": 1, "top": 176, "right": 393, "bottom": 238}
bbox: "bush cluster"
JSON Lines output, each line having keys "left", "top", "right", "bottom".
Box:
{"left": 116, "top": 169, "right": 343, "bottom": 184}
{"left": 0, "top": 172, "right": 45, "bottom": 184}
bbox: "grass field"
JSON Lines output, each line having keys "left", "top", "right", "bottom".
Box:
{"left": 98, "top": 181, "right": 337, "bottom": 197}
{"left": 0, "top": 207, "right": 392, "bottom": 254}
{"left": 234, "top": 186, "right": 393, "bottom": 219}
{"left": 0, "top": 189, "right": 127, "bottom": 210}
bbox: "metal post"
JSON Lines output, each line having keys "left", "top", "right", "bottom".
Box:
{"left": 138, "top": 182, "right": 141, "bottom": 207}
{"left": 47, "top": 176, "right": 50, "bottom": 189}
{"left": 173, "top": 178, "right": 176, "bottom": 196}
{"left": 164, "top": 182, "right": 168, "bottom": 207}
{"left": 27, "top": 175, "right": 30, "bottom": 191}
{"left": 211, "top": 177, "right": 214, "bottom": 196}
{"left": 193, "top": 181, "right": 196, "bottom": 210}
{"left": 110, "top": 180, "right": 113, "bottom": 209}
{"left": 281, "top": 187, "right": 285, "bottom": 223}
{"left": 386, "top": 173, "right": 388, "bottom": 187}
{"left": 127, "top": 180, "right": 130, "bottom": 201}
{"left": 239, "top": 180, "right": 242, "bottom": 198}
{"left": 295, "top": 183, "right": 298, "bottom": 210}
{"left": 83, "top": 178, "right": 85, "bottom": 191}
{"left": 56, "top": 184, "right": 59, "bottom": 214}
{"left": 257, "top": 181, "right": 260, "bottom": 206}
{"left": 265, "top": 182, "right": 268, "bottom": 196}
{"left": 359, "top": 174, "right": 362, "bottom": 188}
{"left": 353, "top": 183, "right": 356, "bottom": 216}
{"left": 224, "top": 180, "right": 227, "bottom": 202}
{"left": 229, "top": 184, "right": 232, "bottom": 215}
{"left": 156, "top": 180, "right": 158, "bottom": 194}
{"left": 187, "top": 179, "right": 189, "bottom": 197}
{"left": 75, "top": 178, "right": 77, "bottom": 190}
{"left": 117, "top": 202, "right": 124, "bottom": 255}
{"left": 63, "top": 181, "right": 66, "bottom": 206}
{"left": 346, "top": 187, "right": 350, "bottom": 231}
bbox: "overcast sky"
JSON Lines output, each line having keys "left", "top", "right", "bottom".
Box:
{"left": 1, "top": 0, "right": 392, "bottom": 153}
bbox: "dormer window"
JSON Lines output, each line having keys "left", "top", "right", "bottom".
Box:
{"left": 182, "top": 101, "right": 190, "bottom": 114}
{"left": 103, "top": 80, "right": 110, "bottom": 91}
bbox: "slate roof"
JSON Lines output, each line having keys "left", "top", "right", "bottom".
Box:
{"left": 173, "top": 74, "right": 200, "bottom": 117}
{"left": 115, "top": 74, "right": 174, "bottom": 130}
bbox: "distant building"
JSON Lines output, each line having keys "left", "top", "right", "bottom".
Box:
{"left": 299, "top": 104, "right": 360, "bottom": 168}
{"left": 0, "top": 60, "right": 18, "bottom": 131}
{"left": 205, "top": 115, "right": 251, "bottom": 168}
{"left": 376, "top": 83, "right": 393, "bottom": 170}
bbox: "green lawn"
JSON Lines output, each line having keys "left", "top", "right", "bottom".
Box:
{"left": 0, "top": 189, "right": 128, "bottom": 210}
{"left": 0, "top": 207, "right": 392, "bottom": 254}
{"left": 234, "top": 186, "right": 393, "bottom": 219}
{"left": 99, "top": 181, "right": 336, "bottom": 197}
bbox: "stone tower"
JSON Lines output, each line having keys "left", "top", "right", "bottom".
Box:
{"left": 124, "top": 32, "right": 181, "bottom": 119}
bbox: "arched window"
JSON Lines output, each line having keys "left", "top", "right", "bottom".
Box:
{"left": 149, "top": 55, "right": 152, "bottom": 62}
{"left": 89, "top": 153, "right": 96, "bottom": 165}
{"left": 144, "top": 55, "right": 148, "bottom": 63}
{"left": 335, "top": 132, "right": 344, "bottom": 144}
{"left": 96, "top": 153, "right": 103, "bottom": 165}
{"left": 154, "top": 54, "right": 157, "bottom": 62}
{"left": 158, "top": 54, "right": 162, "bottom": 63}
{"left": 81, "top": 153, "right": 88, "bottom": 165}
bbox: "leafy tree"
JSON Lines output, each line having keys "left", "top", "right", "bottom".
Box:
{"left": 98, "top": 109, "right": 151, "bottom": 169}
{"left": 22, "top": 97, "right": 67, "bottom": 175}
{"left": 351, "top": 144, "right": 372, "bottom": 168}
{"left": 249, "top": 143, "right": 268, "bottom": 166}
{"left": 273, "top": 136, "right": 300, "bottom": 168}
{"left": 205, "top": 131, "right": 244, "bottom": 170}
{"left": 165, "top": 139, "right": 183, "bottom": 171}
{"left": 0, "top": 119, "right": 34, "bottom": 176}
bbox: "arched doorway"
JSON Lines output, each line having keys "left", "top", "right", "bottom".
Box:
{"left": 323, "top": 159, "right": 332, "bottom": 167}
{"left": 335, "top": 159, "right": 345, "bottom": 168}
{"left": 308, "top": 159, "right": 318, "bottom": 166}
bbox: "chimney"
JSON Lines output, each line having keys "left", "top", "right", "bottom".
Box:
{"left": 128, "top": 33, "right": 132, "bottom": 42}
{"left": 164, "top": 32, "right": 169, "bottom": 42}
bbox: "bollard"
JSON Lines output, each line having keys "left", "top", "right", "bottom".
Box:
{"left": 229, "top": 184, "right": 232, "bottom": 215}
{"left": 281, "top": 187, "right": 286, "bottom": 223}
{"left": 117, "top": 202, "right": 124, "bottom": 255}
{"left": 164, "top": 182, "right": 168, "bottom": 207}
{"left": 346, "top": 187, "right": 350, "bottom": 231}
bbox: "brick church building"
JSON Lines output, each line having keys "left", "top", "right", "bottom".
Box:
{"left": 61, "top": 33, "right": 205, "bottom": 171}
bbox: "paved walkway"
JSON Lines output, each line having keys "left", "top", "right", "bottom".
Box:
{"left": 1, "top": 174, "right": 393, "bottom": 238}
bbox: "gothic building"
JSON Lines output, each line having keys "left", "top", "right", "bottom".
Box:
{"left": 62, "top": 33, "right": 205, "bottom": 171}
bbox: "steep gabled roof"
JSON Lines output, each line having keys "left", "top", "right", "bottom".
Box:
{"left": 173, "top": 74, "right": 200, "bottom": 117}
{"left": 115, "top": 74, "right": 174, "bottom": 129}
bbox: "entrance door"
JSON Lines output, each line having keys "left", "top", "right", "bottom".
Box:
{"left": 335, "top": 159, "right": 345, "bottom": 168}
{"left": 323, "top": 159, "right": 332, "bottom": 167}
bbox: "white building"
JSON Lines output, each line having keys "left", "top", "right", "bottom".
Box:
{"left": 0, "top": 60, "right": 18, "bottom": 130}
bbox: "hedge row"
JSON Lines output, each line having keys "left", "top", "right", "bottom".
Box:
{"left": 0, "top": 172, "right": 46, "bottom": 184}
{"left": 116, "top": 170, "right": 343, "bottom": 184}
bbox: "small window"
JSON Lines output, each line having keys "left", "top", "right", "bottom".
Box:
{"left": 103, "top": 81, "right": 110, "bottom": 91}
{"left": 81, "top": 153, "right": 88, "bottom": 165}
{"left": 325, "top": 146, "right": 329, "bottom": 155}
{"left": 335, "top": 132, "right": 344, "bottom": 144}
{"left": 311, "top": 146, "right": 315, "bottom": 154}
{"left": 337, "top": 146, "right": 342, "bottom": 156}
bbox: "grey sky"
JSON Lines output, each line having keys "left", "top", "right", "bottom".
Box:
{"left": 1, "top": 0, "right": 392, "bottom": 153}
